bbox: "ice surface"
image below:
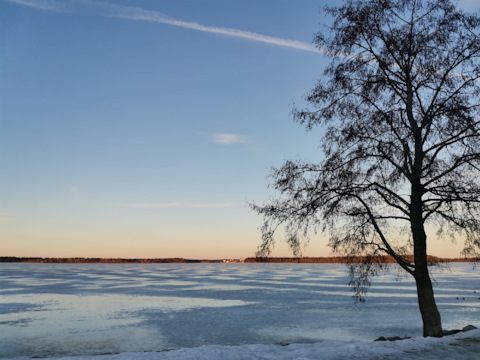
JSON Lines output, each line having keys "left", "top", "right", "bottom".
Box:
{"left": 0, "top": 263, "right": 479, "bottom": 359}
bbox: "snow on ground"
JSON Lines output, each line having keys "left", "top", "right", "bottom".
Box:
{"left": 10, "top": 329, "right": 480, "bottom": 360}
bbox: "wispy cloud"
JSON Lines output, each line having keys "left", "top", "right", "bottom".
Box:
{"left": 7, "top": 0, "right": 321, "bottom": 54}
{"left": 101, "top": 3, "right": 320, "bottom": 53}
{"left": 128, "top": 202, "right": 182, "bottom": 209}
{"left": 5, "top": 0, "right": 70, "bottom": 12}
{"left": 70, "top": 185, "right": 80, "bottom": 198}
{"left": 0, "top": 212, "right": 15, "bottom": 224}
{"left": 126, "top": 202, "right": 242, "bottom": 209}
{"left": 189, "top": 203, "right": 242, "bottom": 208}
{"left": 211, "top": 133, "right": 248, "bottom": 145}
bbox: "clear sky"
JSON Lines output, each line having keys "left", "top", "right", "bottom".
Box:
{"left": 1, "top": 0, "right": 479, "bottom": 259}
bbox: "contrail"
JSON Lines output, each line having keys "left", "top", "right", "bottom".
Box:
{"left": 101, "top": 3, "right": 321, "bottom": 53}
{"left": 5, "top": 0, "right": 70, "bottom": 12}
{"left": 6, "top": 0, "right": 321, "bottom": 54}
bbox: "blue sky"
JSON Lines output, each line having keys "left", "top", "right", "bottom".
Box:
{"left": 1, "top": 0, "right": 479, "bottom": 259}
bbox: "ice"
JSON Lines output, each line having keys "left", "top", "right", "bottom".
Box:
{"left": 1, "top": 263, "right": 479, "bottom": 359}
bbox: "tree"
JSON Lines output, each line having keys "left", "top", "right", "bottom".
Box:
{"left": 252, "top": 0, "right": 480, "bottom": 337}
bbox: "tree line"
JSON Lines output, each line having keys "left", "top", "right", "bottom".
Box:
{"left": 0, "top": 256, "right": 474, "bottom": 263}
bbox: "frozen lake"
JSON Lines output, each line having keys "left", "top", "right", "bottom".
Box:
{"left": 0, "top": 263, "right": 479, "bottom": 359}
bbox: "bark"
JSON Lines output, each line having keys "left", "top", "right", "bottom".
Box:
{"left": 411, "top": 186, "right": 443, "bottom": 337}
{"left": 414, "top": 263, "right": 443, "bottom": 337}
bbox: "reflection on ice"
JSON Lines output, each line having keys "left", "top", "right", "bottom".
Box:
{"left": 0, "top": 263, "right": 479, "bottom": 359}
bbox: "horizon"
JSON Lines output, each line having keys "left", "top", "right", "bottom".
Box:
{"left": 1, "top": 0, "right": 479, "bottom": 260}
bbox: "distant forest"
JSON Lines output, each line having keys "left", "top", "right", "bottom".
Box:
{"left": 0, "top": 256, "right": 474, "bottom": 263}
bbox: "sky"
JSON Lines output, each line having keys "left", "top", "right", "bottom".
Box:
{"left": 1, "top": 0, "right": 479, "bottom": 259}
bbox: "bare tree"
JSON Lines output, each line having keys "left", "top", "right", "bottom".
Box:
{"left": 252, "top": 0, "right": 480, "bottom": 337}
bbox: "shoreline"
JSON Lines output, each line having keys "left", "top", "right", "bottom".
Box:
{"left": 0, "top": 256, "right": 476, "bottom": 264}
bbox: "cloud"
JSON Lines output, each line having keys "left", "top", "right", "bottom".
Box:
{"left": 7, "top": 0, "right": 321, "bottom": 54}
{"left": 189, "top": 203, "right": 242, "bottom": 208}
{"left": 70, "top": 185, "right": 80, "bottom": 198}
{"left": 5, "top": 0, "right": 70, "bottom": 12}
{"left": 127, "top": 202, "right": 242, "bottom": 209}
{"left": 11, "top": 0, "right": 476, "bottom": 55}
{"left": 0, "top": 212, "right": 15, "bottom": 224}
{"left": 101, "top": 3, "right": 321, "bottom": 53}
{"left": 128, "top": 202, "right": 182, "bottom": 209}
{"left": 211, "top": 133, "right": 248, "bottom": 145}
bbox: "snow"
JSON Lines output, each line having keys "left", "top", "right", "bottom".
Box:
{"left": 1, "top": 263, "right": 479, "bottom": 359}
{"left": 8, "top": 330, "right": 480, "bottom": 360}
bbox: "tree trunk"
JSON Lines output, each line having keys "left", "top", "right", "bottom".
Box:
{"left": 411, "top": 187, "right": 443, "bottom": 337}
{"left": 414, "top": 263, "right": 443, "bottom": 337}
